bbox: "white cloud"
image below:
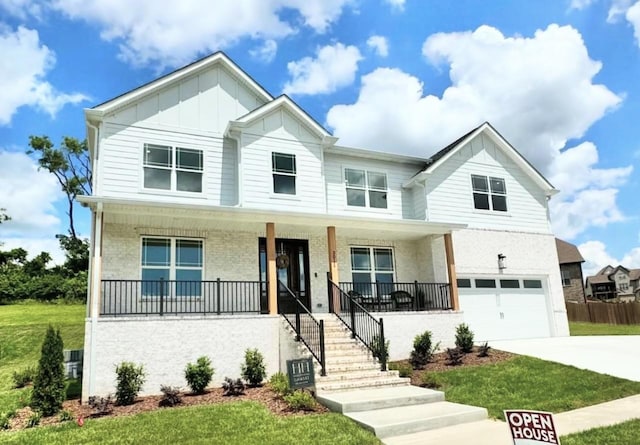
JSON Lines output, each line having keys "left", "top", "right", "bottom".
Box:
{"left": 627, "top": 1, "right": 640, "bottom": 45}
{"left": 607, "top": 0, "right": 640, "bottom": 46}
{"left": 384, "top": 0, "right": 405, "bottom": 11}
{"left": 249, "top": 39, "right": 278, "bottom": 63}
{"left": 0, "top": 0, "right": 43, "bottom": 19}
{"left": 569, "top": 0, "right": 596, "bottom": 10}
{"left": 608, "top": 0, "right": 634, "bottom": 22}
{"left": 367, "top": 35, "right": 389, "bottom": 57}
{"left": 283, "top": 43, "right": 362, "bottom": 95}
{"left": 51, "top": 0, "right": 354, "bottom": 68}
{"left": 579, "top": 240, "right": 640, "bottom": 276}
{"left": 0, "top": 26, "right": 88, "bottom": 125}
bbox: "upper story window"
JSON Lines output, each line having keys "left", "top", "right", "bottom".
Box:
{"left": 345, "top": 168, "right": 388, "bottom": 209}
{"left": 143, "top": 144, "right": 203, "bottom": 193}
{"left": 471, "top": 175, "right": 507, "bottom": 212}
{"left": 272, "top": 152, "right": 296, "bottom": 195}
{"left": 561, "top": 268, "right": 571, "bottom": 287}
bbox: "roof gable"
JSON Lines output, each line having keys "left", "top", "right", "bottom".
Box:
{"left": 555, "top": 238, "right": 585, "bottom": 264}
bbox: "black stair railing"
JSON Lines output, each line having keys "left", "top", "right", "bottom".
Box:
{"left": 327, "top": 273, "right": 387, "bottom": 371}
{"left": 278, "top": 281, "right": 326, "bottom": 376}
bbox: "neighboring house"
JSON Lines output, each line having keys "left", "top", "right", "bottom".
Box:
{"left": 555, "top": 238, "right": 586, "bottom": 303}
{"left": 585, "top": 265, "right": 640, "bottom": 301}
{"left": 80, "top": 52, "right": 570, "bottom": 400}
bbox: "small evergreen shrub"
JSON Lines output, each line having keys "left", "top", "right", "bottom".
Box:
{"left": 184, "top": 356, "right": 214, "bottom": 394}
{"left": 30, "top": 326, "right": 65, "bottom": 416}
{"left": 477, "top": 342, "right": 491, "bottom": 357}
{"left": 268, "top": 372, "right": 290, "bottom": 397}
{"left": 409, "top": 331, "right": 439, "bottom": 369}
{"left": 88, "top": 395, "right": 113, "bottom": 416}
{"left": 222, "top": 377, "right": 245, "bottom": 396}
{"left": 283, "top": 390, "right": 317, "bottom": 411}
{"left": 455, "top": 323, "right": 475, "bottom": 353}
{"left": 445, "top": 347, "right": 464, "bottom": 366}
{"left": 419, "top": 372, "right": 442, "bottom": 389}
{"left": 26, "top": 412, "right": 41, "bottom": 428}
{"left": 115, "top": 362, "right": 145, "bottom": 405}
{"left": 13, "top": 367, "right": 36, "bottom": 388}
{"left": 389, "top": 362, "right": 413, "bottom": 378}
{"left": 371, "top": 335, "right": 389, "bottom": 363}
{"left": 241, "top": 349, "right": 266, "bottom": 387}
{"left": 159, "top": 386, "right": 182, "bottom": 407}
{"left": 58, "top": 410, "right": 73, "bottom": 422}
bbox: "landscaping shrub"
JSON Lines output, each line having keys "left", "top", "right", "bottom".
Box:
{"left": 159, "top": 386, "right": 182, "bottom": 407}
{"left": 0, "top": 411, "right": 16, "bottom": 430}
{"left": 241, "top": 349, "right": 266, "bottom": 387}
{"left": 58, "top": 410, "right": 73, "bottom": 422}
{"left": 31, "top": 326, "right": 65, "bottom": 416}
{"left": 419, "top": 372, "right": 442, "bottom": 389}
{"left": 372, "top": 334, "right": 389, "bottom": 363}
{"left": 445, "top": 347, "right": 464, "bottom": 366}
{"left": 115, "top": 362, "right": 145, "bottom": 405}
{"left": 409, "top": 330, "right": 439, "bottom": 369}
{"left": 88, "top": 395, "right": 113, "bottom": 416}
{"left": 13, "top": 366, "right": 36, "bottom": 388}
{"left": 389, "top": 362, "right": 413, "bottom": 378}
{"left": 26, "top": 412, "right": 41, "bottom": 428}
{"left": 268, "top": 372, "right": 290, "bottom": 397}
{"left": 455, "top": 323, "right": 475, "bottom": 353}
{"left": 283, "top": 390, "right": 317, "bottom": 411}
{"left": 185, "top": 356, "right": 214, "bottom": 394}
{"left": 477, "top": 342, "right": 491, "bottom": 357}
{"left": 222, "top": 377, "right": 245, "bottom": 396}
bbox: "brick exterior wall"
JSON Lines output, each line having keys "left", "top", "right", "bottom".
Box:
{"left": 560, "top": 263, "right": 586, "bottom": 303}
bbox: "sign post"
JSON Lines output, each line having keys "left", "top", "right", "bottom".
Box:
{"left": 504, "top": 410, "right": 561, "bottom": 445}
{"left": 286, "top": 358, "right": 315, "bottom": 390}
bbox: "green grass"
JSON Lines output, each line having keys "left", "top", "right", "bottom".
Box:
{"left": 569, "top": 322, "right": 640, "bottom": 336}
{"left": 562, "top": 419, "right": 640, "bottom": 445}
{"left": 0, "top": 401, "right": 381, "bottom": 445}
{"left": 430, "top": 356, "right": 640, "bottom": 420}
{"left": 0, "top": 304, "right": 85, "bottom": 415}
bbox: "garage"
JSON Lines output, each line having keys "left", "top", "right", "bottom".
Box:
{"left": 457, "top": 276, "right": 551, "bottom": 341}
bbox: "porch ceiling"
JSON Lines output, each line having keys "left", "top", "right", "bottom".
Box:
{"left": 80, "top": 195, "right": 466, "bottom": 240}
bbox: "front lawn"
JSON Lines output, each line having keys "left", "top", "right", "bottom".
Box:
{"left": 569, "top": 322, "right": 640, "bottom": 336}
{"left": 0, "top": 401, "right": 381, "bottom": 445}
{"left": 562, "top": 419, "right": 640, "bottom": 445}
{"left": 430, "top": 355, "right": 640, "bottom": 420}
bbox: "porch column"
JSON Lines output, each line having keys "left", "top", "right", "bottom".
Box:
{"left": 89, "top": 207, "right": 103, "bottom": 319}
{"left": 327, "top": 226, "right": 340, "bottom": 312}
{"left": 444, "top": 233, "right": 460, "bottom": 311}
{"left": 266, "top": 222, "right": 278, "bottom": 315}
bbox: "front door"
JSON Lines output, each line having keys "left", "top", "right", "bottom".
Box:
{"left": 259, "top": 238, "right": 311, "bottom": 313}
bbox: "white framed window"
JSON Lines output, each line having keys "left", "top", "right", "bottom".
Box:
{"left": 143, "top": 144, "right": 203, "bottom": 193}
{"left": 272, "top": 152, "right": 296, "bottom": 195}
{"left": 345, "top": 168, "right": 388, "bottom": 209}
{"left": 350, "top": 247, "right": 394, "bottom": 296}
{"left": 561, "top": 269, "right": 571, "bottom": 287}
{"left": 471, "top": 174, "right": 507, "bottom": 212}
{"left": 141, "top": 237, "right": 203, "bottom": 297}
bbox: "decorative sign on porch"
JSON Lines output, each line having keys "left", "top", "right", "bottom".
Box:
{"left": 286, "top": 358, "right": 315, "bottom": 389}
{"left": 504, "top": 410, "right": 561, "bottom": 445}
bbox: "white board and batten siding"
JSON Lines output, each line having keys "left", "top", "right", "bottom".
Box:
{"left": 425, "top": 133, "right": 551, "bottom": 233}
{"left": 239, "top": 109, "right": 326, "bottom": 213}
{"left": 324, "top": 153, "right": 423, "bottom": 220}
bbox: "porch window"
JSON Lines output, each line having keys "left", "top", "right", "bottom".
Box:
{"left": 471, "top": 175, "right": 507, "bottom": 212}
{"left": 345, "top": 168, "right": 388, "bottom": 209}
{"left": 143, "top": 144, "right": 203, "bottom": 192}
{"left": 272, "top": 152, "right": 296, "bottom": 195}
{"left": 350, "top": 247, "right": 394, "bottom": 296}
{"left": 141, "top": 237, "right": 203, "bottom": 297}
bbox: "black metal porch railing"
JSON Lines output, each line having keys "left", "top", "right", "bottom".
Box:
{"left": 278, "top": 281, "right": 326, "bottom": 376}
{"left": 328, "top": 274, "right": 387, "bottom": 371}
{"left": 100, "top": 279, "right": 266, "bottom": 316}
{"left": 338, "top": 281, "right": 452, "bottom": 312}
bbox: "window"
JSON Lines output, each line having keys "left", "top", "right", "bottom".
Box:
{"left": 141, "top": 237, "right": 203, "bottom": 297}
{"left": 143, "top": 144, "right": 203, "bottom": 192}
{"left": 457, "top": 278, "right": 472, "bottom": 288}
{"left": 350, "top": 247, "right": 394, "bottom": 296}
{"left": 523, "top": 279, "right": 543, "bottom": 289}
{"left": 345, "top": 168, "right": 388, "bottom": 209}
{"left": 561, "top": 269, "right": 571, "bottom": 287}
{"left": 471, "top": 175, "right": 507, "bottom": 212}
{"left": 475, "top": 279, "right": 496, "bottom": 288}
{"left": 620, "top": 283, "right": 629, "bottom": 291}
{"left": 500, "top": 279, "right": 520, "bottom": 288}
{"left": 272, "top": 152, "right": 296, "bottom": 195}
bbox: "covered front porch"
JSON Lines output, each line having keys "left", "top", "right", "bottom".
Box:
{"left": 81, "top": 197, "right": 464, "bottom": 318}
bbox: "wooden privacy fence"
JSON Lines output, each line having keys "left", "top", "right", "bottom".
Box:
{"left": 567, "top": 302, "right": 640, "bottom": 325}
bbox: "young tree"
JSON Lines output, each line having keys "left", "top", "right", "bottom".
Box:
{"left": 0, "top": 208, "right": 9, "bottom": 224}
{"left": 31, "top": 326, "right": 66, "bottom": 416}
{"left": 27, "top": 136, "right": 91, "bottom": 240}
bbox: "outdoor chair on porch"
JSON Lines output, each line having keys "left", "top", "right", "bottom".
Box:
{"left": 390, "top": 290, "right": 414, "bottom": 311}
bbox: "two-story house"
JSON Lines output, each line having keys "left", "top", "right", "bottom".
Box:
{"left": 555, "top": 238, "right": 586, "bottom": 303}
{"left": 80, "top": 53, "right": 569, "bottom": 399}
{"left": 586, "top": 265, "right": 640, "bottom": 301}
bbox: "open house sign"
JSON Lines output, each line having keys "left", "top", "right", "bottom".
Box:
{"left": 504, "top": 410, "right": 561, "bottom": 445}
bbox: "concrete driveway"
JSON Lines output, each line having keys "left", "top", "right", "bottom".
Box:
{"left": 489, "top": 336, "right": 640, "bottom": 382}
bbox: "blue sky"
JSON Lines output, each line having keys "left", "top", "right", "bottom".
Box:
{"left": 0, "top": 0, "right": 639, "bottom": 275}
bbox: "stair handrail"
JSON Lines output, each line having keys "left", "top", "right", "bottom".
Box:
{"left": 278, "top": 280, "right": 326, "bottom": 376}
{"left": 327, "top": 273, "right": 387, "bottom": 371}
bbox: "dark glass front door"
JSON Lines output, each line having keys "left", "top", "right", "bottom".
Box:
{"left": 259, "top": 238, "right": 311, "bottom": 313}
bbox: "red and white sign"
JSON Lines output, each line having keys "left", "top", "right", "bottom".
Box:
{"left": 504, "top": 410, "right": 561, "bottom": 445}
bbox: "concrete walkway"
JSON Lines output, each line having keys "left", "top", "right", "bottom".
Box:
{"left": 383, "top": 394, "right": 640, "bottom": 444}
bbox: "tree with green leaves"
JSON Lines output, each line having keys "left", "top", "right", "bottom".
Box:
{"left": 28, "top": 136, "right": 92, "bottom": 240}
{"left": 31, "top": 326, "right": 66, "bottom": 416}
{"left": 0, "top": 208, "right": 9, "bottom": 224}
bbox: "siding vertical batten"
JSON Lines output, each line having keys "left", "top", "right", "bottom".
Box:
{"left": 266, "top": 223, "right": 277, "bottom": 314}
{"left": 444, "top": 233, "right": 459, "bottom": 310}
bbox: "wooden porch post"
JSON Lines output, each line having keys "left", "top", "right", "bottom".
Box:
{"left": 89, "top": 208, "right": 103, "bottom": 319}
{"left": 327, "top": 226, "right": 340, "bottom": 312}
{"left": 444, "top": 233, "right": 460, "bottom": 311}
{"left": 266, "top": 222, "right": 278, "bottom": 315}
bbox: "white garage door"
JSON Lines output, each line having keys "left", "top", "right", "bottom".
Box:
{"left": 458, "top": 277, "right": 551, "bottom": 341}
